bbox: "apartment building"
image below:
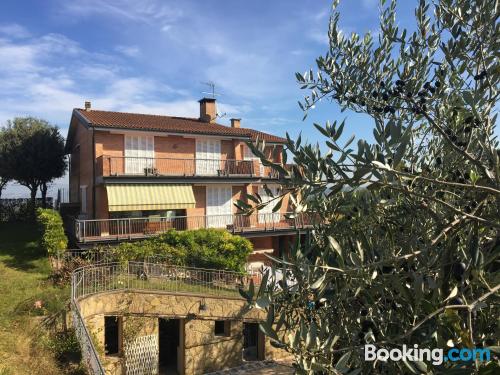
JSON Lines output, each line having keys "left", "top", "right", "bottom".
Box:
{"left": 64, "top": 98, "right": 310, "bottom": 267}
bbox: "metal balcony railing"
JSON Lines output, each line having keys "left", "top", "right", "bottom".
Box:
{"left": 97, "top": 155, "right": 283, "bottom": 178}
{"left": 99, "top": 156, "right": 257, "bottom": 177}
{"left": 75, "top": 212, "right": 315, "bottom": 242}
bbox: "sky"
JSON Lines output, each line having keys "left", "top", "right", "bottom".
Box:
{"left": 0, "top": 0, "right": 418, "bottom": 198}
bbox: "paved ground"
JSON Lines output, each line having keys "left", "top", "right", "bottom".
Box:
{"left": 204, "top": 360, "right": 294, "bottom": 375}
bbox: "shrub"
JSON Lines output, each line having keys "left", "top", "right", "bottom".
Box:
{"left": 111, "top": 239, "right": 187, "bottom": 265}
{"left": 160, "top": 229, "right": 253, "bottom": 271}
{"left": 109, "top": 228, "right": 253, "bottom": 272}
{"left": 36, "top": 208, "right": 68, "bottom": 258}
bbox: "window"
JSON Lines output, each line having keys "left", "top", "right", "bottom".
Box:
{"left": 258, "top": 185, "right": 281, "bottom": 223}
{"left": 214, "top": 320, "right": 231, "bottom": 337}
{"left": 206, "top": 186, "right": 233, "bottom": 228}
{"left": 196, "top": 139, "right": 221, "bottom": 175}
{"left": 124, "top": 135, "right": 154, "bottom": 174}
{"left": 110, "top": 209, "right": 184, "bottom": 219}
{"left": 104, "top": 316, "right": 122, "bottom": 356}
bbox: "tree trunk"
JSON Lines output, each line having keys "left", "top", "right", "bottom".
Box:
{"left": 0, "top": 179, "right": 7, "bottom": 200}
{"left": 29, "top": 185, "right": 37, "bottom": 218}
{"left": 41, "top": 183, "right": 48, "bottom": 208}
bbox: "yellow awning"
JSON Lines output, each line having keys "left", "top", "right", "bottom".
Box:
{"left": 106, "top": 184, "right": 196, "bottom": 212}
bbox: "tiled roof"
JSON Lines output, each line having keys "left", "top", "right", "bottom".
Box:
{"left": 74, "top": 109, "right": 287, "bottom": 143}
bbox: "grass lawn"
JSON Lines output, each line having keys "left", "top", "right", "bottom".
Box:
{"left": 0, "top": 222, "right": 75, "bottom": 375}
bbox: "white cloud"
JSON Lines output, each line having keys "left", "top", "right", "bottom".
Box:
{"left": 60, "top": 0, "right": 184, "bottom": 25}
{"left": 0, "top": 23, "right": 30, "bottom": 38}
{"left": 308, "top": 30, "right": 329, "bottom": 45}
{"left": 0, "top": 29, "right": 194, "bottom": 127}
{"left": 115, "top": 45, "right": 140, "bottom": 57}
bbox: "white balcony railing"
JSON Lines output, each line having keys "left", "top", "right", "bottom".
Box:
{"left": 75, "top": 212, "right": 315, "bottom": 242}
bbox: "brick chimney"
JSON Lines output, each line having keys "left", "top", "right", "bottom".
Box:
{"left": 199, "top": 98, "right": 216, "bottom": 123}
{"left": 84, "top": 101, "right": 91, "bottom": 111}
{"left": 230, "top": 118, "right": 241, "bottom": 128}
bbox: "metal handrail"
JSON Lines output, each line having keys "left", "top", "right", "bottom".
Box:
{"left": 99, "top": 155, "right": 264, "bottom": 177}
{"left": 74, "top": 212, "right": 315, "bottom": 242}
{"left": 71, "top": 262, "right": 260, "bottom": 301}
{"left": 71, "top": 270, "right": 106, "bottom": 375}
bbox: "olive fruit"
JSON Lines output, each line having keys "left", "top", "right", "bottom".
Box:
{"left": 382, "top": 265, "right": 395, "bottom": 274}
{"left": 361, "top": 320, "right": 375, "bottom": 332}
{"left": 452, "top": 262, "right": 466, "bottom": 280}
{"left": 450, "top": 297, "right": 464, "bottom": 305}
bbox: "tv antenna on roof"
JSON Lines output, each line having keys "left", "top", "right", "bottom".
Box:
{"left": 201, "top": 81, "right": 221, "bottom": 99}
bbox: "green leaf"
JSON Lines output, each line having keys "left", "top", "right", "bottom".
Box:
{"left": 259, "top": 321, "right": 279, "bottom": 341}
{"left": 272, "top": 199, "right": 283, "bottom": 213}
{"left": 344, "top": 134, "right": 355, "bottom": 148}
{"left": 310, "top": 273, "right": 327, "bottom": 290}
{"left": 463, "top": 90, "right": 474, "bottom": 106}
{"left": 305, "top": 321, "right": 317, "bottom": 348}
{"left": 256, "top": 296, "right": 270, "bottom": 309}
{"left": 335, "top": 351, "right": 351, "bottom": 372}
{"left": 444, "top": 286, "right": 458, "bottom": 302}
{"left": 412, "top": 360, "right": 427, "bottom": 373}
{"left": 257, "top": 270, "right": 269, "bottom": 297}
{"left": 328, "top": 236, "right": 342, "bottom": 256}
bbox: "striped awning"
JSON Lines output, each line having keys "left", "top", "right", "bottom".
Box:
{"left": 106, "top": 184, "right": 196, "bottom": 212}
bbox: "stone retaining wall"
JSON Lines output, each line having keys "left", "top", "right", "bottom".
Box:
{"left": 77, "top": 290, "right": 288, "bottom": 375}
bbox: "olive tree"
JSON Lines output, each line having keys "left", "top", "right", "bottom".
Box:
{"left": 240, "top": 0, "right": 499, "bottom": 373}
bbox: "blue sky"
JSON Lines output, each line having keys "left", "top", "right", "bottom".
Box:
{"left": 0, "top": 0, "right": 417, "bottom": 198}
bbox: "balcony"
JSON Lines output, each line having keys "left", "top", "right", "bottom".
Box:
{"left": 75, "top": 212, "right": 314, "bottom": 243}
{"left": 97, "top": 156, "right": 281, "bottom": 179}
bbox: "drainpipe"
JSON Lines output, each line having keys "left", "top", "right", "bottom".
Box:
{"left": 92, "top": 127, "right": 96, "bottom": 219}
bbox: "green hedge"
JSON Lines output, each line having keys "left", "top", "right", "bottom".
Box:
{"left": 36, "top": 208, "right": 68, "bottom": 257}
{"left": 107, "top": 228, "right": 253, "bottom": 272}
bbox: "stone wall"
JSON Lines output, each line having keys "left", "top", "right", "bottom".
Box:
{"left": 77, "top": 290, "right": 287, "bottom": 375}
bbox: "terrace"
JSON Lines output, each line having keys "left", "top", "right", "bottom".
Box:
{"left": 74, "top": 212, "right": 314, "bottom": 243}
{"left": 97, "top": 156, "right": 283, "bottom": 179}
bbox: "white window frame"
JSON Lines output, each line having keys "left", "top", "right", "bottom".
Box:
{"left": 124, "top": 134, "right": 154, "bottom": 175}
{"left": 206, "top": 185, "right": 233, "bottom": 228}
{"left": 196, "top": 139, "right": 221, "bottom": 175}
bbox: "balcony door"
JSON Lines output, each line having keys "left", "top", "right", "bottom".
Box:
{"left": 125, "top": 135, "right": 154, "bottom": 175}
{"left": 206, "top": 186, "right": 233, "bottom": 228}
{"left": 258, "top": 185, "right": 281, "bottom": 224}
{"left": 244, "top": 144, "right": 264, "bottom": 176}
{"left": 196, "top": 139, "right": 221, "bottom": 175}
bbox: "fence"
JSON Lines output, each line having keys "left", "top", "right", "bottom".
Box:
{"left": 56, "top": 188, "right": 70, "bottom": 207}
{"left": 72, "top": 300, "right": 106, "bottom": 375}
{"left": 99, "top": 156, "right": 257, "bottom": 177}
{"left": 75, "top": 212, "right": 315, "bottom": 242}
{"left": 56, "top": 249, "right": 172, "bottom": 273}
{"left": 71, "top": 262, "right": 260, "bottom": 301}
{"left": 0, "top": 198, "right": 53, "bottom": 221}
